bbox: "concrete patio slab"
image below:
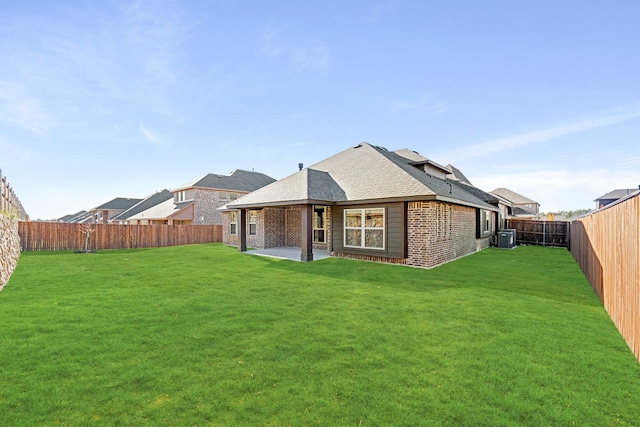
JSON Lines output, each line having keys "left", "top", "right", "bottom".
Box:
{"left": 246, "top": 247, "right": 329, "bottom": 262}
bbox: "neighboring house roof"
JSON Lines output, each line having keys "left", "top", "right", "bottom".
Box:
{"left": 94, "top": 197, "right": 143, "bottom": 211}
{"left": 58, "top": 210, "right": 88, "bottom": 223}
{"left": 227, "top": 142, "right": 498, "bottom": 211}
{"left": 128, "top": 199, "right": 193, "bottom": 221}
{"left": 594, "top": 188, "right": 639, "bottom": 202}
{"left": 173, "top": 169, "right": 276, "bottom": 192}
{"left": 489, "top": 188, "right": 538, "bottom": 205}
{"left": 512, "top": 207, "right": 537, "bottom": 216}
{"left": 111, "top": 190, "right": 174, "bottom": 221}
{"left": 70, "top": 211, "right": 93, "bottom": 223}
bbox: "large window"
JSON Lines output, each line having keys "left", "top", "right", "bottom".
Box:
{"left": 248, "top": 210, "right": 257, "bottom": 235}
{"left": 229, "top": 211, "right": 237, "bottom": 235}
{"left": 344, "top": 208, "right": 385, "bottom": 249}
{"left": 313, "top": 206, "right": 327, "bottom": 243}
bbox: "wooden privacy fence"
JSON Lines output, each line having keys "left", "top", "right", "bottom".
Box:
{"left": 18, "top": 222, "right": 222, "bottom": 251}
{"left": 569, "top": 193, "right": 639, "bottom": 362}
{"left": 506, "top": 219, "right": 569, "bottom": 247}
{"left": 0, "top": 170, "right": 28, "bottom": 221}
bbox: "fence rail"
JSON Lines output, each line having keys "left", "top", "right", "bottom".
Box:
{"left": 506, "top": 219, "right": 569, "bottom": 247}
{"left": 569, "top": 194, "right": 639, "bottom": 362}
{"left": 0, "top": 170, "right": 28, "bottom": 221}
{"left": 18, "top": 222, "right": 222, "bottom": 251}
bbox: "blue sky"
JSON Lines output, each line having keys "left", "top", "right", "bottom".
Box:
{"left": 2, "top": 1, "right": 639, "bottom": 219}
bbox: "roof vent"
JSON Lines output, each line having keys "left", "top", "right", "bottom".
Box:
{"left": 298, "top": 163, "right": 304, "bottom": 171}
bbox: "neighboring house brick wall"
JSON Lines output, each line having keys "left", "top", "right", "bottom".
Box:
{"left": 193, "top": 189, "right": 249, "bottom": 225}
{"left": 0, "top": 215, "right": 20, "bottom": 291}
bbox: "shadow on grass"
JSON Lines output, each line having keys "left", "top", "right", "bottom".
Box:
{"left": 247, "top": 246, "right": 602, "bottom": 307}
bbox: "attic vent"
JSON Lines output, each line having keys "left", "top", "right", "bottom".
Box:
{"left": 354, "top": 144, "right": 362, "bottom": 148}
{"left": 375, "top": 145, "right": 387, "bottom": 151}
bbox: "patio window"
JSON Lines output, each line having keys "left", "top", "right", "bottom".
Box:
{"left": 344, "top": 208, "right": 385, "bottom": 250}
{"left": 248, "top": 210, "right": 257, "bottom": 235}
{"left": 313, "top": 206, "right": 327, "bottom": 243}
{"left": 229, "top": 211, "right": 237, "bottom": 235}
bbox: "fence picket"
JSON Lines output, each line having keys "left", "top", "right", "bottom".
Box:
{"left": 18, "top": 223, "right": 222, "bottom": 252}
{"left": 570, "top": 194, "right": 639, "bottom": 362}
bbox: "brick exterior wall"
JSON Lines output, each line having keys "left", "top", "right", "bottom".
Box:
{"left": 334, "top": 201, "right": 491, "bottom": 269}
{"left": 192, "top": 189, "right": 249, "bottom": 225}
{"left": 222, "top": 206, "right": 306, "bottom": 249}
{"left": 223, "top": 202, "right": 492, "bottom": 269}
{"left": 404, "top": 201, "right": 489, "bottom": 268}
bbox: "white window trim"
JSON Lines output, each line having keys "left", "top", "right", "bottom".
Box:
{"left": 248, "top": 210, "right": 257, "bottom": 235}
{"left": 229, "top": 212, "right": 237, "bottom": 235}
{"left": 313, "top": 206, "right": 327, "bottom": 243}
{"left": 483, "top": 210, "right": 491, "bottom": 236}
{"left": 344, "top": 208, "right": 385, "bottom": 250}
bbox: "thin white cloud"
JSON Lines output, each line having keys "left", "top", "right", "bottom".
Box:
{"left": 262, "top": 27, "right": 330, "bottom": 72}
{"left": 471, "top": 167, "right": 640, "bottom": 212}
{"left": 441, "top": 110, "right": 640, "bottom": 163}
{"left": 139, "top": 123, "right": 161, "bottom": 144}
{"left": 617, "top": 155, "right": 640, "bottom": 169}
{"left": 0, "top": 0, "right": 192, "bottom": 137}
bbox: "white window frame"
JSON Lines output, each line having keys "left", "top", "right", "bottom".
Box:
{"left": 482, "top": 210, "right": 491, "bottom": 236}
{"left": 313, "top": 206, "right": 327, "bottom": 243}
{"left": 229, "top": 211, "right": 237, "bottom": 235}
{"left": 248, "top": 210, "right": 257, "bottom": 235}
{"left": 344, "top": 208, "right": 385, "bottom": 250}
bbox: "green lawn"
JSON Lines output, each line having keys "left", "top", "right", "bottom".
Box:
{"left": 1, "top": 244, "right": 639, "bottom": 426}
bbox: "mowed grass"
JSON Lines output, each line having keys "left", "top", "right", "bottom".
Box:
{"left": 1, "top": 244, "right": 639, "bottom": 426}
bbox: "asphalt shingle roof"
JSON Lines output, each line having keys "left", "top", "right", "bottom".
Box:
{"left": 595, "top": 188, "right": 639, "bottom": 201}
{"left": 128, "top": 199, "right": 193, "bottom": 221}
{"left": 94, "top": 197, "right": 143, "bottom": 211}
{"left": 228, "top": 142, "right": 497, "bottom": 210}
{"left": 174, "top": 169, "right": 276, "bottom": 192}
{"left": 489, "top": 188, "right": 538, "bottom": 205}
{"left": 111, "top": 190, "right": 174, "bottom": 220}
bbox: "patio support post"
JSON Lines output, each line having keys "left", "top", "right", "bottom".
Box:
{"left": 238, "top": 208, "right": 247, "bottom": 252}
{"left": 301, "top": 204, "right": 313, "bottom": 261}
